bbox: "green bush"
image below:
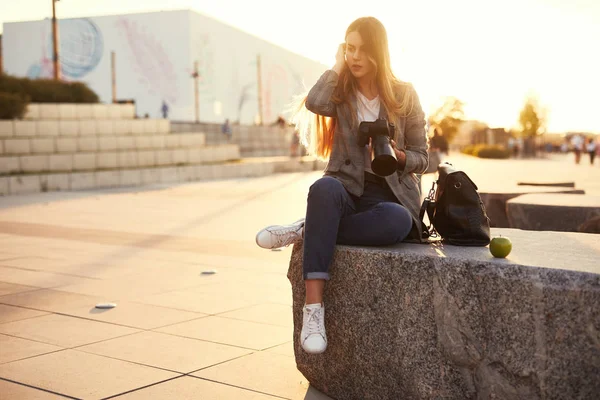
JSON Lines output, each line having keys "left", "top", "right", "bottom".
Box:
{"left": 461, "top": 145, "right": 476, "bottom": 155}
{"left": 473, "top": 145, "right": 511, "bottom": 159}
{"left": 0, "top": 92, "right": 30, "bottom": 119}
{"left": 461, "top": 144, "right": 511, "bottom": 159}
{"left": 0, "top": 74, "right": 98, "bottom": 103}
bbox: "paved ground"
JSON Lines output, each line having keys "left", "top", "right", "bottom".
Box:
{"left": 0, "top": 152, "right": 598, "bottom": 399}
{"left": 420, "top": 152, "right": 600, "bottom": 196}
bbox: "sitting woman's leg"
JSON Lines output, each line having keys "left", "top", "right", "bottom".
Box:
{"left": 303, "top": 176, "right": 356, "bottom": 284}
{"left": 301, "top": 176, "right": 356, "bottom": 354}
{"left": 337, "top": 202, "right": 413, "bottom": 246}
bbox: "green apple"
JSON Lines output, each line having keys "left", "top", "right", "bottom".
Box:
{"left": 490, "top": 236, "right": 512, "bottom": 258}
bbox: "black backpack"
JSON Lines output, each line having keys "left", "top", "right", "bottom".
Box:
{"left": 420, "top": 162, "right": 491, "bottom": 246}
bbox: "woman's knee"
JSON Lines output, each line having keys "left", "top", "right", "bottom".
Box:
{"left": 308, "top": 176, "right": 345, "bottom": 199}
{"left": 376, "top": 203, "right": 413, "bottom": 242}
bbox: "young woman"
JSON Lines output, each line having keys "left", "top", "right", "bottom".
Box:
{"left": 256, "top": 17, "right": 428, "bottom": 354}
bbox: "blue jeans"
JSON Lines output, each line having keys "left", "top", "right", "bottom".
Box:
{"left": 303, "top": 176, "right": 413, "bottom": 280}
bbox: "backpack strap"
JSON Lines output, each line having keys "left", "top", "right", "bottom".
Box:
{"left": 419, "top": 181, "right": 438, "bottom": 240}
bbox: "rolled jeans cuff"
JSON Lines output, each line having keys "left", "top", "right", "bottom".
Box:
{"left": 304, "top": 272, "right": 330, "bottom": 281}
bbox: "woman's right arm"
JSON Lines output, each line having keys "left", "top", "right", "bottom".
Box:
{"left": 305, "top": 44, "right": 346, "bottom": 117}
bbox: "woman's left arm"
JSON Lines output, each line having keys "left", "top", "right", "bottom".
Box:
{"left": 396, "top": 84, "right": 428, "bottom": 178}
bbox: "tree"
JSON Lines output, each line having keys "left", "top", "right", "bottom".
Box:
{"left": 518, "top": 96, "right": 546, "bottom": 156}
{"left": 519, "top": 97, "right": 544, "bottom": 137}
{"left": 427, "top": 97, "right": 465, "bottom": 143}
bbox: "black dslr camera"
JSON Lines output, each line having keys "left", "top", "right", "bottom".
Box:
{"left": 357, "top": 118, "right": 398, "bottom": 176}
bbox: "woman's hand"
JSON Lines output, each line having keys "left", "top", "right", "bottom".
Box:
{"left": 391, "top": 139, "right": 407, "bottom": 169}
{"left": 332, "top": 43, "right": 346, "bottom": 75}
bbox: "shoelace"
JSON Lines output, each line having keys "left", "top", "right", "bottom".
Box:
{"left": 305, "top": 307, "right": 325, "bottom": 337}
{"left": 268, "top": 225, "right": 302, "bottom": 248}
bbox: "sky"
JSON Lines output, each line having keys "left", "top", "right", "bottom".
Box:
{"left": 1, "top": 0, "right": 599, "bottom": 134}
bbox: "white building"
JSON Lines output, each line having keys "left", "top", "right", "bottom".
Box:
{"left": 2, "top": 10, "right": 326, "bottom": 124}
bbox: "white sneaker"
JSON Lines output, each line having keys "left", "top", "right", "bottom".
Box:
{"left": 300, "top": 303, "right": 327, "bottom": 354}
{"left": 255, "top": 219, "right": 305, "bottom": 249}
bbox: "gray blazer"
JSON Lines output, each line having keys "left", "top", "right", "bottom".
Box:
{"left": 305, "top": 69, "right": 429, "bottom": 241}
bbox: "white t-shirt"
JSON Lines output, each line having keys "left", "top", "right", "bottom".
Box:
{"left": 356, "top": 90, "right": 381, "bottom": 175}
{"left": 571, "top": 135, "right": 584, "bottom": 150}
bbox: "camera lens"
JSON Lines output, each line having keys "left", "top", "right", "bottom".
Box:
{"left": 371, "top": 135, "right": 397, "bottom": 176}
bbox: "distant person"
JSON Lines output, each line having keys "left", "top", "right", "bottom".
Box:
{"left": 507, "top": 136, "right": 515, "bottom": 155}
{"left": 275, "top": 115, "right": 287, "bottom": 128}
{"left": 561, "top": 137, "right": 569, "bottom": 153}
{"left": 161, "top": 101, "right": 169, "bottom": 119}
{"left": 586, "top": 137, "right": 596, "bottom": 165}
{"left": 571, "top": 134, "right": 584, "bottom": 164}
{"left": 429, "top": 127, "right": 448, "bottom": 155}
{"left": 221, "top": 118, "right": 232, "bottom": 140}
{"left": 423, "top": 127, "right": 445, "bottom": 192}
{"left": 290, "top": 130, "right": 301, "bottom": 158}
{"left": 514, "top": 137, "right": 523, "bottom": 158}
{"left": 254, "top": 17, "right": 427, "bottom": 355}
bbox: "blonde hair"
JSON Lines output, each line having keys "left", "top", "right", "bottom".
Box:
{"left": 290, "top": 17, "right": 415, "bottom": 160}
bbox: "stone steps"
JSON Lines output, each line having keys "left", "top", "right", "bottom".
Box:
{"left": 23, "top": 103, "right": 136, "bottom": 120}
{"left": 171, "top": 122, "right": 294, "bottom": 157}
{"left": 0, "top": 103, "right": 323, "bottom": 196}
{"left": 0, "top": 133, "right": 206, "bottom": 156}
{"left": 0, "top": 156, "right": 324, "bottom": 195}
{"left": 0, "top": 119, "right": 170, "bottom": 138}
{"left": 0, "top": 144, "right": 240, "bottom": 175}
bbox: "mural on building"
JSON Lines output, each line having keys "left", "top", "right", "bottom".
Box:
{"left": 27, "top": 18, "right": 103, "bottom": 80}
{"left": 4, "top": 10, "right": 325, "bottom": 123}
{"left": 115, "top": 18, "right": 179, "bottom": 105}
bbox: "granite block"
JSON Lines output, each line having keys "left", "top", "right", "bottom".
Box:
{"left": 288, "top": 229, "right": 600, "bottom": 400}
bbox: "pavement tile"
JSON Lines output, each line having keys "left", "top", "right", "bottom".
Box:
{"left": 152, "top": 266, "right": 291, "bottom": 290}
{"left": 0, "top": 304, "right": 49, "bottom": 324}
{"left": 0, "top": 266, "right": 93, "bottom": 288}
{"left": 112, "top": 376, "right": 280, "bottom": 399}
{"left": 0, "top": 349, "right": 178, "bottom": 399}
{"left": 303, "top": 386, "right": 337, "bottom": 400}
{"left": 192, "top": 351, "right": 310, "bottom": 399}
{"left": 0, "top": 281, "right": 39, "bottom": 296}
{"left": 156, "top": 316, "right": 291, "bottom": 350}
{"left": 61, "top": 301, "right": 205, "bottom": 330}
{"left": 0, "top": 314, "right": 138, "bottom": 348}
{"left": 57, "top": 273, "right": 206, "bottom": 300}
{"left": 0, "top": 379, "right": 69, "bottom": 399}
{"left": 0, "top": 258, "right": 142, "bottom": 284}
{"left": 263, "top": 341, "right": 295, "bottom": 358}
{"left": 151, "top": 252, "right": 287, "bottom": 274}
{"left": 0, "top": 220, "right": 261, "bottom": 260}
{"left": 0, "top": 334, "right": 63, "bottom": 364}
{"left": 0, "top": 253, "right": 20, "bottom": 260}
{"left": 263, "top": 288, "right": 293, "bottom": 306}
{"left": 219, "top": 303, "right": 293, "bottom": 328}
{"left": 0, "top": 289, "right": 104, "bottom": 314}
{"left": 78, "top": 331, "right": 251, "bottom": 373}
{"left": 134, "top": 285, "right": 264, "bottom": 314}
{"left": 0, "top": 257, "right": 74, "bottom": 274}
